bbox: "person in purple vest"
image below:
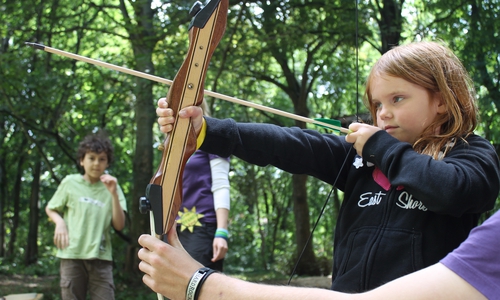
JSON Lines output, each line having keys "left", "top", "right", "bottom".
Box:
{"left": 142, "top": 208, "right": 499, "bottom": 299}
{"left": 176, "top": 101, "right": 231, "bottom": 272}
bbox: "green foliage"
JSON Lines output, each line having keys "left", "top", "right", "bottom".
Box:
{"left": 1, "top": 0, "right": 500, "bottom": 296}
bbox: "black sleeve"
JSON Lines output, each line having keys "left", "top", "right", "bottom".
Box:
{"left": 200, "top": 117, "right": 355, "bottom": 186}
{"left": 363, "top": 131, "right": 500, "bottom": 216}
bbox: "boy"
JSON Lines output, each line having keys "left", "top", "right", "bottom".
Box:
{"left": 46, "top": 132, "right": 127, "bottom": 300}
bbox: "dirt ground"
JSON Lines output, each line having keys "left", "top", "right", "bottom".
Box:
{"left": 0, "top": 274, "right": 55, "bottom": 287}
{"left": 0, "top": 274, "right": 58, "bottom": 294}
{"left": 0, "top": 273, "right": 332, "bottom": 292}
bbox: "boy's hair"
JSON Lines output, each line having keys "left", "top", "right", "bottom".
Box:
{"left": 77, "top": 131, "right": 114, "bottom": 164}
{"left": 364, "top": 41, "right": 478, "bottom": 159}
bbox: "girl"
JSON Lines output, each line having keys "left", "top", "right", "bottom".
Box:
{"left": 148, "top": 41, "right": 500, "bottom": 293}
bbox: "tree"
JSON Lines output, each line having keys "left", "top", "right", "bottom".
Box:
{"left": 209, "top": 0, "right": 366, "bottom": 275}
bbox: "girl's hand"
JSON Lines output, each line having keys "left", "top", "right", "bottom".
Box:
{"left": 345, "top": 123, "right": 381, "bottom": 156}
{"left": 157, "top": 98, "right": 204, "bottom": 136}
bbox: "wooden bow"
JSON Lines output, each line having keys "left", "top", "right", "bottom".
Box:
{"left": 142, "top": 0, "right": 227, "bottom": 237}
{"left": 139, "top": 1, "right": 227, "bottom": 298}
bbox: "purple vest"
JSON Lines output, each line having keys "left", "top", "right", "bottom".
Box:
{"left": 179, "top": 150, "right": 228, "bottom": 224}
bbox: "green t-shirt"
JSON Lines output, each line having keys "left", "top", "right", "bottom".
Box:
{"left": 47, "top": 174, "right": 127, "bottom": 261}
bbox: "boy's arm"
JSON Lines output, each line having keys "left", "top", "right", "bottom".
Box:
{"left": 100, "top": 174, "right": 126, "bottom": 231}
{"left": 110, "top": 190, "right": 126, "bottom": 231}
{"left": 45, "top": 205, "right": 69, "bottom": 249}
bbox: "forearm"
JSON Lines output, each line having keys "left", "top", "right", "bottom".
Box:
{"left": 199, "top": 273, "right": 351, "bottom": 300}
{"left": 201, "top": 118, "right": 351, "bottom": 184}
{"left": 363, "top": 263, "right": 486, "bottom": 300}
{"left": 111, "top": 192, "right": 125, "bottom": 231}
{"left": 45, "top": 206, "right": 64, "bottom": 225}
{"left": 215, "top": 208, "right": 229, "bottom": 229}
{"left": 364, "top": 132, "right": 499, "bottom": 214}
{"left": 197, "top": 263, "right": 484, "bottom": 300}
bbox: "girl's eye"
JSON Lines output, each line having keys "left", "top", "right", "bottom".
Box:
{"left": 373, "top": 102, "right": 382, "bottom": 110}
{"left": 393, "top": 96, "right": 404, "bottom": 103}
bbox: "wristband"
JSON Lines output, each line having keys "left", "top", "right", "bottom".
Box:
{"left": 215, "top": 228, "right": 229, "bottom": 240}
{"left": 186, "top": 267, "right": 216, "bottom": 300}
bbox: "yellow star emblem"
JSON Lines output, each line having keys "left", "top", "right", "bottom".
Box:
{"left": 177, "top": 207, "right": 204, "bottom": 232}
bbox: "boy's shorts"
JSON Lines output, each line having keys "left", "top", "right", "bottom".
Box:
{"left": 60, "top": 258, "right": 115, "bottom": 300}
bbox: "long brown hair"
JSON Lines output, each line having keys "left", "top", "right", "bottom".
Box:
{"left": 364, "top": 41, "right": 478, "bottom": 159}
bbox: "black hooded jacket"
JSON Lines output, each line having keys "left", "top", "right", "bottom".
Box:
{"left": 200, "top": 117, "right": 500, "bottom": 292}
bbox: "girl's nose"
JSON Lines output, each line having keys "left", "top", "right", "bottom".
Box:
{"left": 378, "top": 105, "right": 392, "bottom": 119}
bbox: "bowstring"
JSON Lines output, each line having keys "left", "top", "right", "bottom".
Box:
{"left": 287, "top": 0, "right": 359, "bottom": 285}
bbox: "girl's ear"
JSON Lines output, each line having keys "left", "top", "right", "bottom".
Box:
{"left": 434, "top": 92, "right": 447, "bottom": 114}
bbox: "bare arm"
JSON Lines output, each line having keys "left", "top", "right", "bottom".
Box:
{"left": 360, "top": 263, "right": 486, "bottom": 300}
{"left": 138, "top": 229, "right": 485, "bottom": 300}
{"left": 100, "top": 174, "right": 126, "bottom": 231}
{"left": 212, "top": 207, "right": 229, "bottom": 262}
{"left": 197, "top": 264, "right": 485, "bottom": 300}
{"left": 45, "top": 205, "right": 69, "bottom": 249}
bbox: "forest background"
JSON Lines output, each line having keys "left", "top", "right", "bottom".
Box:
{"left": 1, "top": 0, "right": 500, "bottom": 298}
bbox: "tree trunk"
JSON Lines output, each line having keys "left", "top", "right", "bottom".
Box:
{"left": 127, "top": 72, "right": 155, "bottom": 274}
{"left": 121, "top": 0, "right": 157, "bottom": 275}
{"left": 7, "top": 147, "right": 26, "bottom": 258}
{"left": 292, "top": 174, "right": 321, "bottom": 275}
{"left": 0, "top": 150, "right": 6, "bottom": 257}
{"left": 25, "top": 158, "right": 41, "bottom": 265}
{"left": 376, "top": 0, "right": 403, "bottom": 53}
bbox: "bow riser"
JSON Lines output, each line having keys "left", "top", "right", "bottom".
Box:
{"left": 147, "top": 0, "right": 228, "bottom": 239}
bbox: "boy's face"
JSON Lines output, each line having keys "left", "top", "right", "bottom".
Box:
{"left": 80, "top": 151, "right": 109, "bottom": 180}
{"left": 370, "top": 74, "right": 445, "bottom": 144}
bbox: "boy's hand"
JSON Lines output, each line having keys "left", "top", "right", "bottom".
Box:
{"left": 100, "top": 174, "right": 117, "bottom": 194}
{"left": 54, "top": 220, "right": 69, "bottom": 249}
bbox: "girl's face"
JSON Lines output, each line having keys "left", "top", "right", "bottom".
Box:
{"left": 80, "top": 151, "right": 109, "bottom": 183}
{"left": 370, "top": 74, "right": 446, "bottom": 144}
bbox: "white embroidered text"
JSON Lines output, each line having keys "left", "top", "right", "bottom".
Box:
{"left": 396, "top": 192, "right": 428, "bottom": 211}
{"left": 358, "top": 191, "right": 386, "bottom": 207}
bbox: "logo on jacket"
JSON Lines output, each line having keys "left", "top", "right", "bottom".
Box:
{"left": 353, "top": 156, "right": 374, "bottom": 169}
{"left": 353, "top": 157, "right": 427, "bottom": 211}
{"left": 396, "top": 192, "right": 428, "bottom": 211}
{"left": 358, "top": 191, "right": 386, "bottom": 207}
